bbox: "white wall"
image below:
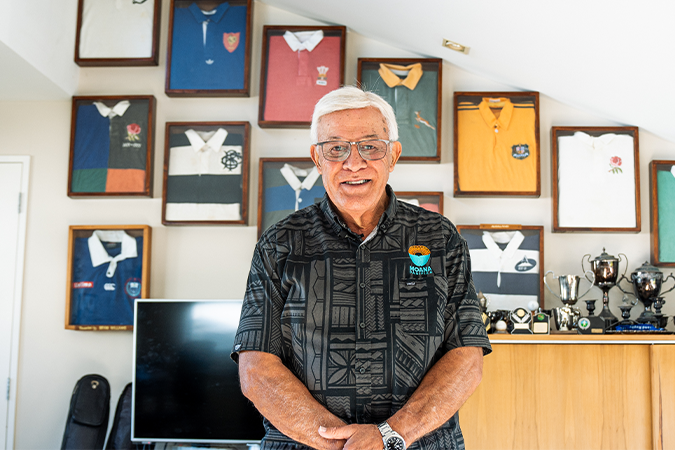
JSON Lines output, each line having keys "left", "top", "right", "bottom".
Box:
{"left": 1, "top": 1, "right": 674, "bottom": 448}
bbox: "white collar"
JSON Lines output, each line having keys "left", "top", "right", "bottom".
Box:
{"left": 671, "top": 166, "right": 675, "bottom": 179}
{"left": 573, "top": 131, "right": 617, "bottom": 150}
{"left": 283, "top": 30, "right": 324, "bottom": 52}
{"left": 93, "top": 100, "right": 130, "bottom": 118}
{"left": 88, "top": 230, "right": 138, "bottom": 278}
{"left": 184, "top": 128, "right": 228, "bottom": 153}
{"left": 280, "top": 164, "right": 321, "bottom": 211}
{"left": 482, "top": 231, "right": 525, "bottom": 287}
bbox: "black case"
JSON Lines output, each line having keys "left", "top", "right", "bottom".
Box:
{"left": 105, "top": 383, "right": 134, "bottom": 450}
{"left": 61, "top": 374, "right": 111, "bottom": 450}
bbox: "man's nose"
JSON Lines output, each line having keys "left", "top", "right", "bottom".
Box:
{"left": 342, "top": 143, "right": 367, "bottom": 170}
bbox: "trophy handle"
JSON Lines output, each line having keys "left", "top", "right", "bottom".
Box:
{"left": 660, "top": 273, "right": 675, "bottom": 296}
{"left": 581, "top": 254, "right": 591, "bottom": 273}
{"left": 615, "top": 274, "right": 633, "bottom": 295}
{"left": 578, "top": 270, "right": 596, "bottom": 299}
{"left": 543, "top": 271, "right": 562, "bottom": 301}
{"left": 619, "top": 253, "right": 629, "bottom": 278}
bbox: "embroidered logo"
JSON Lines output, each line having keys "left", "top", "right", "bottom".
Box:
{"left": 609, "top": 156, "right": 623, "bottom": 174}
{"left": 414, "top": 111, "right": 436, "bottom": 130}
{"left": 73, "top": 281, "right": 93, "bottom": 289}
{"left": 104, "top": 283, "right": 116, "bottom": 291}
{"left": 514, "top": 256, "right": 536, "bottom": 272}
{"left": 316, "top": 66, "right": 329, "bottom": 86}
{"left": 221, "top": 150, "right": 243, "bottom": 171}
{"left": 512, "top": 144, "right": 530, "bottom": 159}
{"left": 223, "top": 32, "right": 240, "bottom": 53}
{"left": 126, "top": 123, "right": 141, "bottom": 141}
{"left": 408, "top": 245, "right": 433, "bottom": 275}
{"left": 125, "top": 278, "right": 142, "bottom": 298}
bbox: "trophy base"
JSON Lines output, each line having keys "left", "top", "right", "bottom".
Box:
{"left": 577, "top": 316, "right": 606, "bottom": 334}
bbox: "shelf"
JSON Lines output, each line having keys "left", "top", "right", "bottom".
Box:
{"left": 489, "top": 332, "right": 675, "bottom": 344}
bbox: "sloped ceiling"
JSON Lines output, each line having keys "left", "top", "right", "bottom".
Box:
{"left": 263, "top": 0, "right": 675, "bottom": 143}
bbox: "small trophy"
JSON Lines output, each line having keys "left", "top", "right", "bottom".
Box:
{"left": 616, "top": 261, "right": 675, "bottom": 327}
{"left": 477, "top": 292, "right": 491, "bottom": 332}
{"left": 510, "top": 307, "right": 533, "bottom": 334}
{"left": 577, "top": 299, "right": 606, "bottom": 334}
{"left": 582, "top": 248, "right": 628, "bottom": 329}
{"left": 544, "top": 270, "right": 595, "bottom": 332}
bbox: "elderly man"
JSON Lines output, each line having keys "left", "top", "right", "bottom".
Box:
{"left": 232, "top": 86, "right": 491, "bottom": 450}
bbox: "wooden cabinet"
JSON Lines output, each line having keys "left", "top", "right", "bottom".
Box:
{"left": 459, "top": 335, "right": 675, "bottom": 450}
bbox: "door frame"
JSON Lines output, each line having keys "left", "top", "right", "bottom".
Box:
{"left": 0, "top": 156, "right": 30, "bottom": 450}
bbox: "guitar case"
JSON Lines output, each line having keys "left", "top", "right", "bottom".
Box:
{"left": 61, "top": 374, "right": 110, "bottom": 450}
{"left": 105, "top": 383, "right": 137, "bottom": 450}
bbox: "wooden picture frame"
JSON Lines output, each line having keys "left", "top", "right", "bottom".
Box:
{"left": 65, "top": 225, "right": 152, "bottom": 331}
{"left": 258, "top": 25, "right": 346, "bottom": 128}
{"left": 68, "top": 95, "right": 156, "bottom": 197}
{"left": 395, "top": 191, "right": 444, "bottom": 215}
{"left": 358, "top": 58, "right": 442, "bottom": 162}
{"left": 162, "top": 122, "right": 250, "bottom": 226}
{"left": 552, "top": 126, "right": 640, "bottom": 233}
{"left": 454, "top": 91, "right": 540, "bottom": 197}
{"left": 165, "top": 0, "right": 253, "bottom": 97}
{"left": 650, "top": 160, "right": 675, "bottom": 266}
{"left": 456, "top": 224, "right": 545, "bottom": 310}
{"left": 257, "top": 158, "right": 326, "bottom": 237}
{"left": 74, "top": 0, "right": 161, "bottom": 66}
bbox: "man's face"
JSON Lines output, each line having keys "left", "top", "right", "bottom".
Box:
{"left": 310, "top": 107, "right": 402, "bottom": 217}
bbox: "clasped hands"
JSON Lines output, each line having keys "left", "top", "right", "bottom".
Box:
{"left": 318, "top": 423, "right": 384, "bottom": 450}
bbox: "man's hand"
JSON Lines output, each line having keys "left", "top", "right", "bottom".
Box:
{"left": 319, "top": 424, "right": 383, "bottom": 450}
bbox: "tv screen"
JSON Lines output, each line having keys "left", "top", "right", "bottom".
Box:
{"left": 132, "top": 299, "right": 265, "bottom": 444}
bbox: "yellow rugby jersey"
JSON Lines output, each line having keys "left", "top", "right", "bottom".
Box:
{"left": 457, "top": 97, "right": 537, "bottom": 192}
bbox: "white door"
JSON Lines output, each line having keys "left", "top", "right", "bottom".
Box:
{"left": 0, "top": 157, "right": 30, "bottom": 450}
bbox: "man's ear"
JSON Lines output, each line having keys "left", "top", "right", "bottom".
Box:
{"left": 388, "top": 141, "right": 402, "bottom": 172}
{"left": 310, "top": 145, "right": 322, "bottom": 173}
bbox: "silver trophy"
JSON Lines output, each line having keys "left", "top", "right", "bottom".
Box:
{"left": 545, "top": 270, "right": 595, "bottom": 331}
{"left": 582, "top": 248, "right": 627, "bottom": 326}
{"left": 616, "top": 261, "right": 675, "bottom": 325}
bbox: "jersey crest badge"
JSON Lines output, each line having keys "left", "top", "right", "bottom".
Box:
{"left": 408, "top": 245, "right": 433, "bottom": 275}
{"left": 609, "top": 156, "right": 623, "bottom": 174}
{"left": 223, "top": 32, "right": 240, "bottom": 53}
{"left": 512, "top": 144, "right": 530, "bottom": 159}
{"left": 414, "top": 111, "right": 436, "bottom": 130}
{"left": 515, "top": 256, "right": 536, "bottom": 272}
{"left": 316, "top": 66, "right": 329, "bottom": 86}
{"left": 125, "top": 278, "right": 142, "bottom": 298}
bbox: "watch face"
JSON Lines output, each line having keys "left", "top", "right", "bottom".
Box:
{"left": 386, "top": 437, "right": 405, "bottom": 450}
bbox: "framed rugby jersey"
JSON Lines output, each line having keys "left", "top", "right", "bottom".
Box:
{"left": 166, "top": 0, "right": 253, "bottom": 97}
{"left": 552, "top": 126, "right": 640, "bottom": 233}
{"left": 395, "top": 191, "right": 444, "bottom": 215}
{"left": 66, "top": 225, "right": 152, "bottom": 330}
{"left": 257, "top": 158, "right": 326, "bottom": 237}
{"left": 74, "top": 0, "right": 161, "bottom": 66}
{"left": 358, "top": 58, "right": 442, "bottom": 162}
{"left": 258, "top": 25, "right": 346, "bottom": 128}
{"left": 68, "top": 95, "right": 156, "bottom": 197}
{"left": 457, "top": 224, "right": 545, "bottom": 311}
{"left": 162, "top": 122, "right": 250, "bottom": 225}
{"left": 650, "top": 161, "right": 675, "bottom": 266}
{"left": 454, "top": 91, "right": 540, "bottom": 197}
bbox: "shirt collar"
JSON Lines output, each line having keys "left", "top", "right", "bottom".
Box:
{"left": 671, "top": 166, "right": 675, "bottom": 179}
{"left": 93, "top": 100, "right": 130, "bottom": 118}
{"left": 279, "top": 164, "right": 320, "bottom": 191}
{"left": 481, "top": 230, "right": 524, "bottom": 288}
{"left": 573, "top": 131, "right": 617, "bottom": 149}
{"left": 189, "top": 2, "right": 229, "bottom": 23}
{"left": 478, "top": 98, "right": 514, "bottom": 130}
{"left": 378, "top": 63, "right": 423, "bottom": 90}
{"left": 88, "top": 230, "right": 138, "bottom": 277}
{"left": 283, "top": 30, "right": 324, "bottom": 52}
{"left": 184, "top": 128, "right": 228, "bottom": 153}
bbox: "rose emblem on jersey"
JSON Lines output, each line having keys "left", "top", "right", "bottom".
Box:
{"left": 609, "top": 156, "right": 623, "bottom": 174}
{"left": 408, "top": 245, "right": 431, "bottom": 267}
{"left": 126, "top": 123, "right": 141, "bottom": 141}
{"left": 223, "top": 32, "right": 240, "bottom": 53}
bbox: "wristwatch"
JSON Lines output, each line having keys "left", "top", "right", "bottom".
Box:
{"left": 377, "top": 421, "right": 406, "bottom": 450}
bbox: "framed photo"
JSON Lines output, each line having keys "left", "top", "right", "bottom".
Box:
{"left": 552, "top": 126, "right": 640, "bottom": 232}
{"left": 166, "top": 0, "right": 253, "bottom": 97}
{"left": 396, "top": 191, "right": 444, "bottom": 215}
{"left": 454, "top": 91, "right": 540, "bottom": 197}
{"left": 162, "top": 122, "right": 250, "bottom": 225}
{"left": 457, "top": 224, "right": 545, "bottom": 311}
{"left": 74, "top": 0, "right": 161, "bottom": 66}
{"left": 68, "top": 95, "right": 156, "bottom": 197}
{"left": 258, "top": 25, "right": 346, "bottom": 128}
{"left": 65, "top": 225, "right": 152, "bottom": 330}
{"left": 358, "top": 58, "right": 442, "bottom": 162}
{"left": 650, "top": 160, "right": 675, "bottom": 266}
{"left": 257, "top": 158, "right": 326, "bottom": 236}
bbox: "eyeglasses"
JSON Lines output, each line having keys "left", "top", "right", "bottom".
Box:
{"left": 315, "top": 139, "right": 391, "bottom": 162}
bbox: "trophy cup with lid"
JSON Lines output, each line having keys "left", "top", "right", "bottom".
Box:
{"left": 544, "top": 270, "right": 595, "bottom": 332}
{"left": 582, "top": 248, "right": 627, "bottom": 328}
{"left": 616, "top": 261, "right": 675, "bottom": 327}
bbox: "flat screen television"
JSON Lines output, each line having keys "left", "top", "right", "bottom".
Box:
{"left": 132, "top": 299, "right": 265, "bottom": 445}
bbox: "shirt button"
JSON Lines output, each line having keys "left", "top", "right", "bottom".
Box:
{"left": 359, "top": 368, "right": 365, "bottom": 374}
{"left": 359, "top": 282, "right": 365, "bottom": 288}
{"left": 359, "top": 322, "right": 366, "bottom": 328}
{"left": 298, "top": 198, "right": 302, "bottom": 203}
{"left": 494, "top": 128, "right": 499, "bottom": 133}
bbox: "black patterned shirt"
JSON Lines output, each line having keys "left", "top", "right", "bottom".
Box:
{"left": 232, "top": 186, "right": 491, "bottom": 450}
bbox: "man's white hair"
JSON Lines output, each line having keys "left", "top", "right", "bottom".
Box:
{"left": 310, "top": 86, "right": 399, "bottom": 144}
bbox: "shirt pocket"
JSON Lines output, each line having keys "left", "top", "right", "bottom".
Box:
{"left": 397, "top": 276, "right": 441, "bottom": 336}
